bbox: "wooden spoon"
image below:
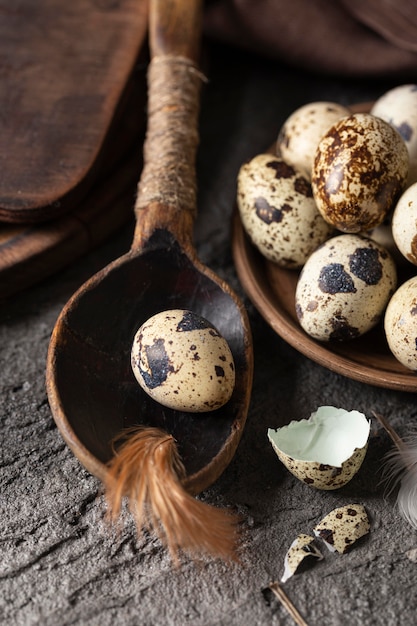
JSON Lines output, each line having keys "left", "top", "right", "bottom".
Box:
{"left": 46, "top": 0, "right": 253, "bottom": 560}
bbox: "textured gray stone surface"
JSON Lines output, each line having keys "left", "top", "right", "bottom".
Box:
{"left": 1, "top": 43, "right": 417, "bottom": 625}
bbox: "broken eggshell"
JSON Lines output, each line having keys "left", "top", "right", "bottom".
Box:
{"left": 267, "top": 406, "right": 370, "bottom": 490}
{"left": 313, "top": 504, "right": 370, "bottom": 554}
{"left": 281, "top": 533, "right": 323, "bottom": 583}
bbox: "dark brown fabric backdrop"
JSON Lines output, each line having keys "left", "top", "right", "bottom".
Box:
{"left": 204, "top": 0, "right": 417, "bottom": 77}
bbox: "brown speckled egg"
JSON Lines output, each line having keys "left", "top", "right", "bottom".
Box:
{"left": 313, "top": 504, "right": 370, "bottom": 554}
{"left": 268, "top": 406, "right": 370, "bottom": 490}
{"left": 277, "top": 101, "right": 350, "bottom": 179}
{"left": 295, "top": 234, "right": 397, "bottom": 342}
{"left": 371, "top": 84, "right": 417, "bottom": 187}
{"left": 391, "top": 182, "right": 417, "bottom": 264}
{"left": 237, "top": 154, "right": 333, "bottom": 268}
{"left": 131, "top": 309, "right": 235, "bottom": 412}
{"left": 311, "top": 113, "right": 409, "bottom": 233}
{"left": 384, "top": 276, "right": 417, "bottom": 370}
{"left": 281, "top": 534, "right": 323, "bottom": 583}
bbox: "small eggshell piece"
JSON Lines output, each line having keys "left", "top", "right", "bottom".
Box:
{"left": 237, "top": 154, "right": 333, "bottom": 268}
{"left": 295, "top": 234, "right": 397, "bottom": 342}
{"left": 281, "top": 534, "right": 323, "bottom": 583}
{"left": 131, "top": 309, "right": 235, "bottom": 412}
{"left": 311, "top": 113, "right": 409, "bottom": 233}
{"left": 313, "top": 504, "right": 370, "bottom": 554}
{"left": 384, "top": 276, "right": 417, "bottom": 371}
{"left": 268, "top": 406, "right": 370, "bottom": 490}
{"left": 277, "top": 101, "right": 350, "bottom": 179}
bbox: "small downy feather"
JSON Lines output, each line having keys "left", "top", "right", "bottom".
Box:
{"left": 374, "top": 411, "right": 417, "bottom": 529}
{"left": 103, "top": 426, "right": 240, "bottom": 564}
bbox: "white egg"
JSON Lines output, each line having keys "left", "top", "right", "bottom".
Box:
{"left": 371, "top": 85, "right": 417, "bottom": 188}
{"left": 237, "top": 153, "right": 333, "bottom": 268}
{"left": 391, "top": 182, "right": 417, "bottom": 264}
{"left": 295, "top": 234, "right": 397, "bottom": 341}
{"left": 268, "top": 406, "right": 370, "bottom": 490}
{"left": 385, "top": 277, "right": 417, "bottom": 370}
{"left": 131, "top": 309, "right": 235, "bottom": 412}
{"left": 277, "top": 101, "right": 350, "bottom": 179}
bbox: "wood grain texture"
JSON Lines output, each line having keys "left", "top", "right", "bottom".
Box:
{"left": 0, "top": 62, "right": 147, "bottom": 299}
{"left": 0, "top": 0, "right": 148, "bottom": 223}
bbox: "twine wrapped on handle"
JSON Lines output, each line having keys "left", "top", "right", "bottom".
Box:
{"left": 135, "top": 55, "right": 206, "bottom": 218}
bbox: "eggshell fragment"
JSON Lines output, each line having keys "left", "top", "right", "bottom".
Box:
{"left": 384, "top": 276, "right": 417, "bottom": 371}
{"left": 391, "top": 182, "right": 417, "bottom": 265}
{"left": 311, "top": 113, "right": 409, "bottom": 233}
{"left": 281, "top": 534, "right": 323, "bottom": 583}
{"left": 295, "top": 234, "right": 397, "bottom": 342}
{"left": 237, "top": 154, "right": 333, "bottom": 268}
{"left": 268, "top": 406, "right": 370, "bottom": 490}
{"left": 277, "top": 101, "right": 350, "bottom": 179}
{"left": 131, "top": 309, "right": 235, "bottom": 412}
{"left": 313, "top": 504, "right": 370, "bottom": 554}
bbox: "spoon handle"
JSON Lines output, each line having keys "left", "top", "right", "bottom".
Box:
{"left": 132, "top": 0, "right": 204, "bottom": 250}
{"left": 149, "top": 0, "right": 202, "bottom": 61}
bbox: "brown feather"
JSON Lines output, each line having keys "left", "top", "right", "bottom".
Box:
{"left": 103, "top": 426, "right": 240, "bottom": 563}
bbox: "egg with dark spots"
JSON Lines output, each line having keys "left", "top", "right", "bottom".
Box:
{"left": 311, "top": 113, "right": 409, "bottom": 233}
{"left": 391, "top": 182, "right": 417, "bottom": 265}
{"left": 371, "top": 84, "right": 417, "bottom": 188}
{"left": 237, "top": 153, "right": 333, "bottom": 268}
{"left": 277, "top": 101, "right": 350, "bottom": 179}
{"left": 131, "top": 309, "right": 235, "bottom": 412}
{"left": 384, "top": 276, "right": 417, "bottom": 370}
{"left": 295, "top": 234, "right": 397, "bottom": 341}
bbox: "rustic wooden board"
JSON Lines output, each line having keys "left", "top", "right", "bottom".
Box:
{"left": 0, "top": 0, "right": 148, "bottom": 224}
{"left": 0, "top": 70, "right": 147, "bottom": 299}
{"left": 0, "top": 145, "right": 142, "bottom": 300}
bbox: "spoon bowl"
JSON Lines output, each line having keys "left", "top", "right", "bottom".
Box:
{"left": 47, "top": 230, "right": 252, "bottom": 495}
{"left": 46, "top": 0, "right": 253, "bottom": 501}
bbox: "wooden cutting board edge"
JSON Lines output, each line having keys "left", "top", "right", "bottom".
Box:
{"left": 0, "top": 54, "right": 149, "bottom": 299}
{"left": 0, "top": 0, "right": 149, "bottom": 224}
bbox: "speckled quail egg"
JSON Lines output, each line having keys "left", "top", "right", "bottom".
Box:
{"left": 268, "top": 406, "right": 370, "bottom": 490}
{"left": 131, "top": 309, "right": 235, "bottom": 412}
{"left": 313, "top": 504, "right": 370, "bottom": 554}
{"left": 311, "top": 113, "right": 409, "bottom": 233}
{"left": 384, "top": 276, "right": 417, "bottom": 370}
{"left": 237, "top": 154, "right": 333, "bottom": 268}
{"left": 295, "top": 234, "right": 397, "bottom": 342}
{"left": 277, "top": 101, "right": 350, "bottom": 179}
{"left": 371, "top": 84, "right": 417, "bottom": 187}
{"left": 391, "top": 182, "right": 417, "bottom": 265}
{"left": 281, "top": 534, "right": 323, "bottom": 583}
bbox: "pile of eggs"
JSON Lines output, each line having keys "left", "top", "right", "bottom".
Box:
{"left": 237, "top": 84, "right": 417, "bottom": 370}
